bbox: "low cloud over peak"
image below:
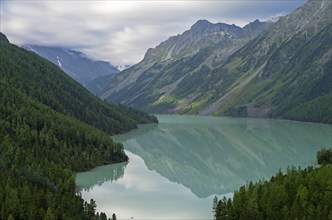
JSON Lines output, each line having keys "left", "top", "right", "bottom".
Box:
{"left": 1, "top": 0, "right": 306, "bottom": 66}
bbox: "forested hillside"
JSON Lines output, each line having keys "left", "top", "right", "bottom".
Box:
{"left": 0, "top": 34, "right": 157, "bottom": 219}
{"left": 1, "top": 38, "right": 157, "bottom": 135}
{"left": 213, "top": 149, "right": 332, "bottom": 220}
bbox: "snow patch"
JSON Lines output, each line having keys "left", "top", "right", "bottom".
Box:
{"left": 117, "top": 65, "right": 129, "bottom": 71}
{"left": 57, "top": 56, "right": 62, "bottom": 67}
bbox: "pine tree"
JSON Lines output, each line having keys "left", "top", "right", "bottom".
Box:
{"left": 44, "top": 207, "right": 55, "bottom": 220}
{"left": 213, "top": 196, "right": 218, "bottom": 219}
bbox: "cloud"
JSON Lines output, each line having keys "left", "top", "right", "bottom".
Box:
{"left": 1, "top": 0, "right": 306, "bottom": 66}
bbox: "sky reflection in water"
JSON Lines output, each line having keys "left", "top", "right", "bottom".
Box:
{"left": 76, "top": 115, "right": 331, "bottom": 219}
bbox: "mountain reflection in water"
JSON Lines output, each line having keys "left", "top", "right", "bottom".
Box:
{"left": 76, "top": 162, "right": 128, "bottom": 191}
{"left": 112, "top": 115, "right": 331, "bottom": 198}
{"left": 76, "top": 115, "right": 331, "bottom": 219}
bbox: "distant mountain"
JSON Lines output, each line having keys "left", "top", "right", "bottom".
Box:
{"left": 86, "top": 74, "right": 117, "bottom": 96}
{"left": 100, "top": 0, "right": 331, "bottom": 124}
{"left": 22, "top": 45, "right": 119, "bottom": 86}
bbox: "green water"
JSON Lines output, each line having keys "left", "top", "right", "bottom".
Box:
{"left": 76, "top": 115, "right": 331, "bottom": 219}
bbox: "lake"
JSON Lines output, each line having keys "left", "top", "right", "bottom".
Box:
{"left": 76, "top": 115, "right": 331, "bottom": 219}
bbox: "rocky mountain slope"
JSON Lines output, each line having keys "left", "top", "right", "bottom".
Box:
{"left": 100, "top": 19, "right": 271, "bottom": 107}
{"left": 100, "top": 0, "right": 331, "bottom": 123}
{"left": 22, "top": 45, "right": 119, "bottom": 86}
{"left": 199, "top": 0, "right": 332, "bottom": 123}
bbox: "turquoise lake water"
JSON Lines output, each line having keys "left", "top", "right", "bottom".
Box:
{"left": 76, "top": 115, "right": 331, "bottom": 219}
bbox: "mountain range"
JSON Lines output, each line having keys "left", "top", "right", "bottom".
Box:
{"left": 97, "top": 0, "right": 331, "bottom": 124}
{"left": 22, "top": 45, "right": 119, "bottom": 87}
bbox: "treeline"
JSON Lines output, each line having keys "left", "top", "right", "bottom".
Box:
{"left": 284, "top": 94, "right": 332, "bottom": 124}
{"left": 0, "top": 35, "right": 157, "bottom": 219}
{"left": 213, "top": 149, "right": 332, "bottom": 220}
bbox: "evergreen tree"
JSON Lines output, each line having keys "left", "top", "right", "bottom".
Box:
{"left": 212, "top": 196, "right": 218, "bottom": 218}
{"left": 100, "top": 212, "right": 107, "bottom": 220}
{"left": 213, "top": 150, "right": 332, "bottom": 220}
{"left": 0, "top": 33, "right": 158, "bottom": 220}
{"left": 317, "top": 148, "right": 332, "bottom": 165}
{"left": 44, "top": 207, "right": 55, "bottom": 220}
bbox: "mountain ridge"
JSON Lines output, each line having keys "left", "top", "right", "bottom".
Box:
{"left": 100, "top": 19, "right": 270, "bottom": 103}
{"left": 100, "top": 0, "right": 332, "bottom": 124}
{"left": 2, "top": 38, "right": 157, "bottom": 135}
{"left": 22, "top": 45, "right": 119, "bottom": 86}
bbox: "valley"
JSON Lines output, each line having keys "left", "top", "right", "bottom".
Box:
{"left": 77, "top": 115, "right": 332, "bottom": 219}
{"left": 1, "top": 0, "right": 331, "bottom": 219}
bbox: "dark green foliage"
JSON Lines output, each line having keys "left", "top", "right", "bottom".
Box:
{"left": 0, "top": 36, "right": 157, "bottom": 219}
{"left": 284, "top": 94, "right": 332, "bottom": 124}
{"left": 317, "top": 148, "right": 332, "bottom": 165}
{"left": 213, "top": 165, "right": 332, "bottom": 220}
{"left": 0, "top": 39, "right": 157, "bottom": 135}
{"left": 0, "top": 73, "right": 122, "bottom": 219}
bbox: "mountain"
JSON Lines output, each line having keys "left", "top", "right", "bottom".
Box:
{"left": 0, "top": 34, "right": 157, "bottom": 219}
{"left": 86, "top": 73, "right": 117, "bottom": 96}
{"left": 22, "top": 45, "right": 119, "bottom": 86}
{"left": 2, "top": 41, "right": 157, "bottom": 135}
{"left": 198, "top": 0, "right": 332, "bottom": 123}
{"left": 100, "top": 0, "right": 331, "bottom": 124}
{"left": 99, "top": 19, "right": 270, "bottom": 110}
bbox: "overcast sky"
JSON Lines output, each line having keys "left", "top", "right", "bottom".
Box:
{"left": 1, "top": 0, "right": 306, "bottom": 66}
